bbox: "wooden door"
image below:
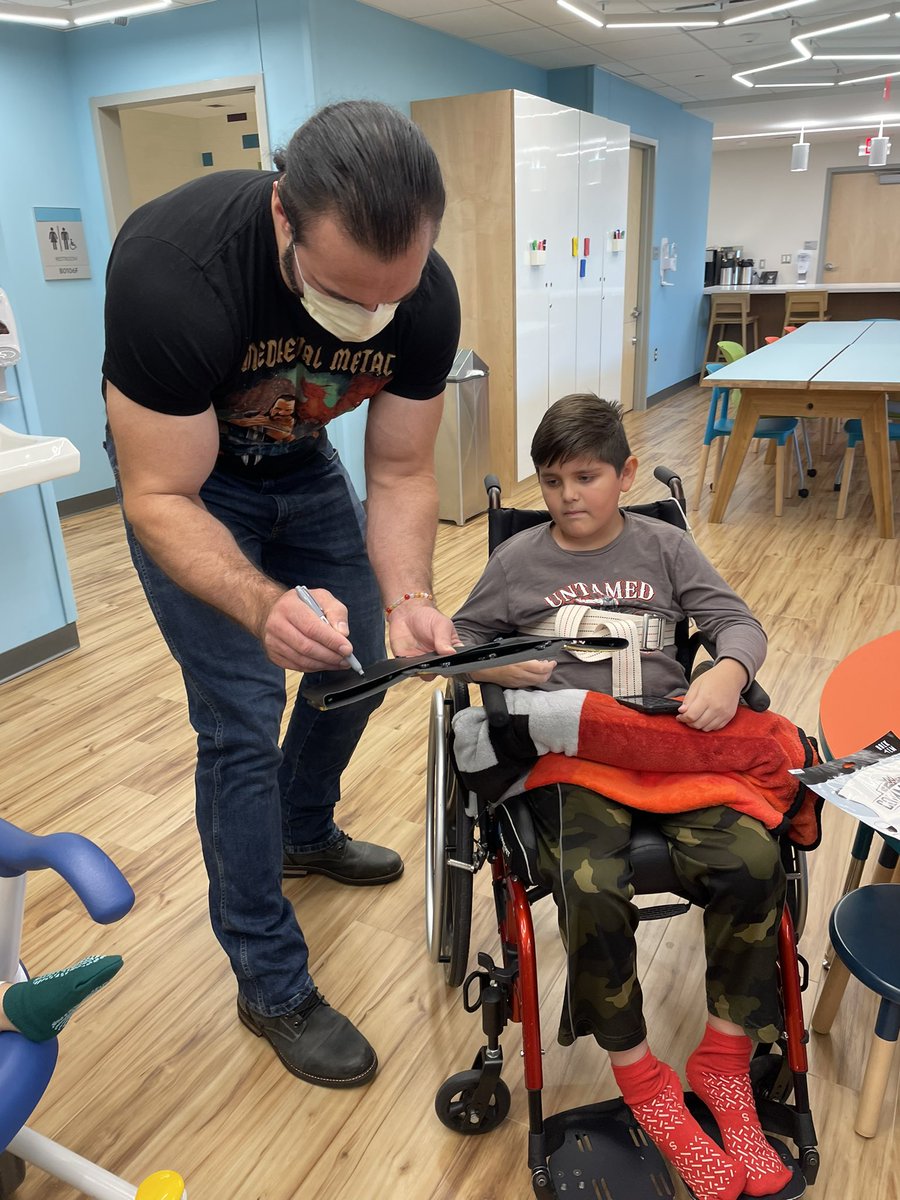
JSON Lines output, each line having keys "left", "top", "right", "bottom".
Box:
{"left": 824, "top": 170, "right": 900, "bottom": 282}
{"left": 620, "top": 145, "right": 645, "bottom": 412}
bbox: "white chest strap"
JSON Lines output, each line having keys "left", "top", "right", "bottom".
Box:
{"left": 523, "top": 606, "right": 676, "bottom": 698}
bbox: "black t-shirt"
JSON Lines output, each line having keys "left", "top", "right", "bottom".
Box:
{"left": 103, "top": 170, "right": 460, "bottom": 477}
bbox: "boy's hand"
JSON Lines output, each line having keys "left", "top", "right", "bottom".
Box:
{"left": 677, "top": 658, "right": 748, "bottom": 732}
{"left": 469, "top": 659, "right": 557, "bottom": 689}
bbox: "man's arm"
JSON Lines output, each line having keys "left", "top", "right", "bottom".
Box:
{"left": 364, "top": 388, "right": 458, "bottom": 656}
{"left": 106, "top": 384, "right": 359, "bottom": 672}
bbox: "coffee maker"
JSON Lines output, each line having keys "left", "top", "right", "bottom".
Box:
{"left": 705, "top": 246, "right": 743, "bottom": 286}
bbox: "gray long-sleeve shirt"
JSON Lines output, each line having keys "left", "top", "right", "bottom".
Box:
{"left": 452, "top": 512, "right": 767, "bottom": 697}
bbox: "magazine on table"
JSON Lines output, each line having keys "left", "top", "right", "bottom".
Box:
{"left": 790, "top": 731, "right": 900, "bottom": 838}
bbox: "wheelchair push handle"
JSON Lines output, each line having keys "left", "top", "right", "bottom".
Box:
{"left": 484, "top": 474, "right": 502, "bottom": 510}
{"left": 652, "top": 466, "right": 686, "bottom": 506}
{"left": 0, "top": 817, "right": 135, "bottom": 924}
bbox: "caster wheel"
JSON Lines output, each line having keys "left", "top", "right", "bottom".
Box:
{"left": 807, "top": 469, "right": 817, "bottom": 477}
{"left": 798, "top": 488, "right": 809, "bottom": 498}
{"left": 435, "top": 1070, "right": 511, "bottom": 1135}
{"left": 751, "top": 1050, "right": 793, "bottom": 1104}
{"left": 834, "top": 483, "right": 841, "bottom": 492}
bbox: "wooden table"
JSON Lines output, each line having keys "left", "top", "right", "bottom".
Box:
{"left": 701, "top": 321, "right": 897, "bottom": 538}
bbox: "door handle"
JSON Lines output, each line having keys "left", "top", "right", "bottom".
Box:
{"left": 824, "top": 262, "right": 837, "bottom": 271}
{"left": 631, "top": 336, "right": 637, "bottom": 346}
{"left": 631, "top": 306, "right": 641, "bottom": 318}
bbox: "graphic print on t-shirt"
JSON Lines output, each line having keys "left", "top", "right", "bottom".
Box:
{"left": 219, "top": 332, "right": 395, "bottom": 463}
{"left": 543, "top": 578, "right": 657, "bottom": 608}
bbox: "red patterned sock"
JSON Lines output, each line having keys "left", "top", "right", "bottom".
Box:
{"left": 686, "top": 1025, "right": 793, "bottom": 1197}
{"left": 612, "top": 1052, "right": 747, "bottom": 1200}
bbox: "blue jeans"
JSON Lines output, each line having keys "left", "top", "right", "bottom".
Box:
{"left": 106, "top": 435, "right": 385, "bottom": 1015}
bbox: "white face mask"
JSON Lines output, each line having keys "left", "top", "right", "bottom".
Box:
{"left": 293, "top": 246, "right": 399, "bottom": 343}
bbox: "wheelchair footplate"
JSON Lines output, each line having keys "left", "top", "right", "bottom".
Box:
{"left": 541, "top": 1095, "right": 805, "bottom": 1200}
{"left": 684, "top": 1092, "right": 806, "bottom": 1200}
{"left": 543, "top": 1099, "right": 678, "bottom": 1199}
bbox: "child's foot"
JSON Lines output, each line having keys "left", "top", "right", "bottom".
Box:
{"left": 613, "top": 1051, "right": 747, "bottom": 1200}
{"left": 687, "top": 1024, "right": 793, "bottom": 1197}
{"left": 0, "top": 955, "right": 123, "bottom": 1042}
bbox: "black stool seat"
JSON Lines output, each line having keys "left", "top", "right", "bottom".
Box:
{"left": 829, "top": 884, "right": 900, "bottom": 1002}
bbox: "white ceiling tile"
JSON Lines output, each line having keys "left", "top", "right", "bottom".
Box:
{"left": 516, "top": 45, "right": 611, "bottom": 67}
{"left": 580, "top": 31, "right": 705, "bottom": 56}
{"left": 472, "top": 26, "right": 581, "bottom": 53}
{"left": 623, "top": 51, "right": 730, "bottom": 73}
{"left": 416, "top": 6, "right": 536, "bottom": 36}
{"left": 358, "top": 0, "right": 486, "bottom": 17}
{"left": 692, "top": 20, "right": 796, "bottom": 52}
{"left": 498, "top": 0, "right": 588, "bottom": 27}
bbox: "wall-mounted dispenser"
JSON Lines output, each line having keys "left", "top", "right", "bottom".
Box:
{"left": 659, "top": 238, "right": 677, "bottom": 286}
{"left": 0, "top": 288, "right": 22, "bottom": 401}
{"left": 0, "top": 287, "right": 80, "bottom": 494}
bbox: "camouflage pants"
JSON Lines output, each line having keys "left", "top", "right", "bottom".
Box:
{"left": 528, "top": 784, "right": 786, "bottom": 1052}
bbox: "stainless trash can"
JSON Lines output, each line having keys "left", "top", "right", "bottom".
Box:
{"left": 435, "top": 348, "right": 490, "bottom": 525}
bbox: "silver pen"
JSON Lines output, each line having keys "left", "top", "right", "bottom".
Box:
{"left": 295, "top": 585, "right": 365, "bottom": 676}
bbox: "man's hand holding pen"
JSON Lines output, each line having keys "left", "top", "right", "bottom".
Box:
{"left": 262, "top": 585, "right": 364, "bottom": 674}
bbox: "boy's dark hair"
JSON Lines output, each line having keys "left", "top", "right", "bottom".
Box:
{"left": 273, "top": 100, "right": 445, "bottom": 261}
{"left": 531, "top": 394, "right": 632, "bottom": 473}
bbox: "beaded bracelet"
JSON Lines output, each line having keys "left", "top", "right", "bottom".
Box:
{"left": 385, "top": 590, "right": 434, "bottom": 617}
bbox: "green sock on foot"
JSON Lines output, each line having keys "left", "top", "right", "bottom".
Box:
{"left": 2, "top": 954, "right": 123, "bottom": 1042}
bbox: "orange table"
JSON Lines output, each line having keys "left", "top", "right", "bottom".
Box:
{"left": 818, "top": 630, "right": 900, "bottom": 896}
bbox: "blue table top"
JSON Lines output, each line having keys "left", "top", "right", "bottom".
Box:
{"left": 703, "top": 321, "right": 898, "bottom": 389}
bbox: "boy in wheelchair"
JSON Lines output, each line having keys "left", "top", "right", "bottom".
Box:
{"left": 450, "top": 394, "right": 793, "bottom": 1200}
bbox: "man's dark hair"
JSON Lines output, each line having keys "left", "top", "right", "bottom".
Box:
{"left": 531, "top": 394, "right": 632, "bottom": 474}
{"left": 273, "top": 100, "right": 445, "bottom": 260}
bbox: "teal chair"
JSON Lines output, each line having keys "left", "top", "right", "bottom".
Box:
{"left": 835, "top": 414, "right": 900, "bottom": 519}
{"left": 693, "top": 361, "right": 804, "bottom": 515}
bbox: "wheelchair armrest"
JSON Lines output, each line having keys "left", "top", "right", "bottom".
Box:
{"left": 0, "top": 818, "right": 135, "bottom": 925}
{"left": 687, "top": 634, "right": 770, "bottom": 713}
{"left": 480, "top": 682, "right": 511, "bottom": 729}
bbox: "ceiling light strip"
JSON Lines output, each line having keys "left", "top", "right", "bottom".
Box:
{"left": 555, "top": 0, "right": 603, "bottom": 29}
{"left": 603, "top": 19, "right": 720, "bottom": 28}
{"left": 714, "top": 122, "right": 900, "bottom": 141}
{"left": 0, "top": 7, "right": 71, "bottom": 24}
{"left": 723, "top": 0, "right": 819, "bottom": 25}
{"left": 734, "top": 8, "right": 896, "bottom": 89}
{"left": 73, "top": 0, "right": 172, "bottom": 25}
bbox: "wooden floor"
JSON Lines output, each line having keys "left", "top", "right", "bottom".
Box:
{"left": 3, "top": 384, "right": 899, "bottom": 1200}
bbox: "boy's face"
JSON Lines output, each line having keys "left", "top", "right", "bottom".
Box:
{"left": 538, "top": 453, "right": 638, "bottom": 551}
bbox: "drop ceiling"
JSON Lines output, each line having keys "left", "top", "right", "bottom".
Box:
{"left": 357, "top": 1, "right": 900, "bottom": 142}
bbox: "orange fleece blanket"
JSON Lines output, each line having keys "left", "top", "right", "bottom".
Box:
{"left": 451, "top": 689, "right": 822, "bottom": 847}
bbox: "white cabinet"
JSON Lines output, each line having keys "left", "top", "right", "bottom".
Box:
{"left": 412, "top": 90, "right": 630, "bottom": 488}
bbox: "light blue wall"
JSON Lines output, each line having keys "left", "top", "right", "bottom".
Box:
{"left": 550, "top": 66, "right": 713, "bottom": 396}
{"left": 0, "top": 0, "right": 709, "bottom": 661}
{"left": 0, "top": 28, "right": 83, "bottom": 656}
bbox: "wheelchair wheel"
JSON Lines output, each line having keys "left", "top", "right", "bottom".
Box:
{"left": 435, "top": 1070, "right": 511, "bottom": 1135}
{"left": 425, "top": 683, "right": 475, "bottom": 986}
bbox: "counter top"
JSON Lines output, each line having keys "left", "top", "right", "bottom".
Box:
{"left": 704, "top": 283, "right": 900, "bottom": 295}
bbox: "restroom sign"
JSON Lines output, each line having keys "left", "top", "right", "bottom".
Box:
{"left": 34, "top": 207, "right": 91, "bottom": 281}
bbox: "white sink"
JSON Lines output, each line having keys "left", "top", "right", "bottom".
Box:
{"left": 0, "top": 423, "right": 80, "bottom": 495}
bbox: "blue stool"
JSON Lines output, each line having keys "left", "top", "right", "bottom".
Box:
{"left": 811, "top": 883, "right": 900, "bottom": 1137}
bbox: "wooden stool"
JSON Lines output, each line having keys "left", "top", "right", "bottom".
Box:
{"left": 811, "top": 884, "right": 900, "bottom": 1137}
{"left": 702, "top": 294, "right": 759, "bottom": 367}
{"left": 784, "top": 291, "right": 829, "bottom": 330}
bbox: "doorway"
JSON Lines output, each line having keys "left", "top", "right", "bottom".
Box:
{"left": 91, "top": 75, "right": 271, "bottom": 236}
{"left": 822, "top": 167, "right": 900, "bottom": 283}
{"left": 620, "top": 140, "right": 654, "bottom": 412}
